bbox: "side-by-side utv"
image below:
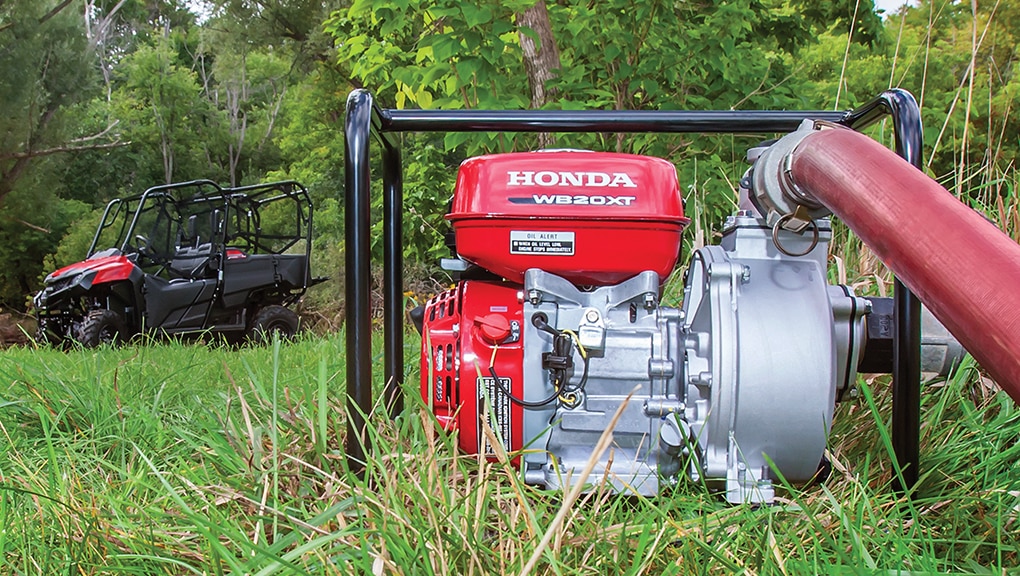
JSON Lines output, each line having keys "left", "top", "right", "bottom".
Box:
{"left": 34, "top": 180, "right": 321, "bottom": 347}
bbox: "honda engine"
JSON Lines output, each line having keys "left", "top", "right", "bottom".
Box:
{"left": 419, "top": 150, "right": 867, "bottom": 504}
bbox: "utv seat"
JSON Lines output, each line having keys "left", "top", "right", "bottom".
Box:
{"left": 169, "top": 243, "right": 215, "bottom": 280}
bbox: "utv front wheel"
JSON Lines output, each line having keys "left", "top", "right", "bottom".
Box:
{"left": 77, "top": 310, "right": 127, "bottom": 347}
{"left": 249, "top": 305, "right": 300, "bottom": 343}
{"left": 35, "top": 322, "right": 64, "bottom": 347}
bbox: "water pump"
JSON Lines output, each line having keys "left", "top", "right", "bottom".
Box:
{"left": 418, "top": 149, "right": 870, "bottom": 504}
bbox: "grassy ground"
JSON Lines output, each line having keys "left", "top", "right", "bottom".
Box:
{"left": 0, "top": 332, "right": 1017, "bottom": 575}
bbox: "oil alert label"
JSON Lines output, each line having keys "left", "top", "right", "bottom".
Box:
{"left": 509, "top": 231, "right": 575, "bottom": 256}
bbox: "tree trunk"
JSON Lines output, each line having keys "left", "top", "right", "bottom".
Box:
{"left": 0, "top": 156, "right": 31, "bottom": 204}
{"left": 0, "top": 106, "right": 58, "bottom": 206}
{"left": 518, "top": 1, "right": 561, "bottom": 148}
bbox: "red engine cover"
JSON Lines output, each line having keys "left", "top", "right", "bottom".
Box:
{"left": 448, "top": 150, "right": 689, "bottom": 285}
{"left": 420, "top": 281, "right": 525, "bottom": 461}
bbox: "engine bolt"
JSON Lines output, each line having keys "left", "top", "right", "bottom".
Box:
{"left": 741, "top": 265, "right": 752, "bottom": 283}
{"left": 644, "top": 292, "right": 656, "bottom": 309}
{"left": 585, "top": 309, "right": 599, "bottom": 323}
{"left": 528, "top": 289, "right": 540, "bottom": 304}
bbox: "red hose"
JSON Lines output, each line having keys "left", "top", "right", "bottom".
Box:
{"left": 788, "top": 127, "right": 1020, "bottom": 403}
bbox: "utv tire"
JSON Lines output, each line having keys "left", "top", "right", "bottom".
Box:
{"left": 249, "top": 305, "right": 300, "bottom": 343}
{"left": 77, "top": 310, "right": 127, "bottom": 347}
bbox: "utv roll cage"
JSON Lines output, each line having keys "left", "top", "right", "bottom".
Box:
{"left": 343, "top": 88, "right": 923, "bottom": 491}
{"left": 89, "top": 179, "right": 314, "bottom": 295}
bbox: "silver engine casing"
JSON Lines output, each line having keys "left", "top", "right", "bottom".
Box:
{"left": 519, "top": 214, "right": 868, "bottom": 504}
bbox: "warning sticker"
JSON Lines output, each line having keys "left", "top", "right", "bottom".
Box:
{"left": 510, "top": 231, "right": 575, "bottom": 256}
{"left": 478, "top": 376, "right": 513, "bottom": 455}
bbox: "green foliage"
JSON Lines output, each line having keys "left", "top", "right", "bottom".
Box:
{"left": 0, "top": 0, "right": 103, "bottom": 207}
{"left": 44, "top": 208, "right": 107, "bottom": 273}
{"left": 197, "top": 33, "right": 297, "bottom": 186}
{"left": 0, "top": 166, "right": 90, "bottom": 308}
{"left": 265, "top": 63, "right": 349, "bottom": 197}
{"left": 0, "top": 1, "right": 98, "bottom": 148}
{"left": 0, "top": 1, "right": 102, "bottom": 307}
{"left": 327, "top": 0, "right": 534, "bottom": 152}
{"left": 389, "top": 141, "right": 457, "bottom": 263}
{"left": 790, "top": 0, "right": 884, "bottom": 46}
{"left": 114, "top": 35, "right": 224, "bottom": 184}
{"left": 2, "top": 0, "right": 1020, "bottom": 314}
{"left": 325, "top": 0, "right": 898, "bottom": 253}
{"left": 798, "top": 0, "right": 1020, "bottom": 192}
{"left": 205, "top": 0, "right": 342, "bottom": 44}
{"left": 59, "top": 100, "right": 154, "bottom": 206}
{"left": 550, "top": 0, "right": 802, "bottom": 111}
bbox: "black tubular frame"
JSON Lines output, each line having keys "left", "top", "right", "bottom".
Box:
{"left": 343, "top": 88, "right": 923, "bottom": 487}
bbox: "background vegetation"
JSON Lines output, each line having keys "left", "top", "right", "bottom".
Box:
{"left": 0, "top": 0, "right": 1017, "bottom": 314}
{"left": 1, "top": 0, "right": 1019, "bottom": 573}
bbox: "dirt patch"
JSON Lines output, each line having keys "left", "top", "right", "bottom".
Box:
{"left": 0, "top": 312, "right": 34, "bottom": 348}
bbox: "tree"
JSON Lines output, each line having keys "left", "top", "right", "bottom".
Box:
{"left": 328, "top": 0, "right": 889, "bottom": 234}
{"left": 0, "top": 160, "right": 90, "bottom": 308}
{"left": 114, "top": 34, "right": 224, "bottom": 183}
{"left": 0, "top": 0, "right": 121, "bottom": 206}
{"left": 798, "top": 0, "right": 1020, "bottom": 193}
{"left": 0, "top": 0, "right": 127, "bottom": 308}
{"left": 518, "top": 1, "right": 560, "bottom": 109}
{"left": 518, "top": 1, "right": 560, "bottom": 147}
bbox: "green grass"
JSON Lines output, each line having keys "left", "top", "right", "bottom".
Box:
{"left": 0, "top": 334, "right": 1017, "bottom": 575}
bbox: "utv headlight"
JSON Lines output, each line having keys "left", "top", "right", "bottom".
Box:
{"left": 73, "top": 271, "right": 97, "bottom": 290}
